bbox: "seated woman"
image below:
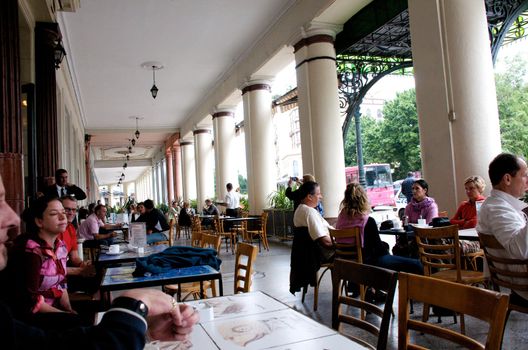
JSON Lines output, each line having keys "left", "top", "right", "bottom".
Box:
{"left": 404, "top": 179, "right": 438, "bottom": 224}
{"left": 178, "top": 202, "right": 193, "bottom": 228}
{"left": 3, "top": 196, "right": 81, "bottom": 329}
{"left": 451, "top": 175, "right": 486, "bottom": 255}
{"left": 450, "top": 175, "right": 486, "bottom": 229}
{"left": 336, "top": 183, "right": 423, "bottom": 275}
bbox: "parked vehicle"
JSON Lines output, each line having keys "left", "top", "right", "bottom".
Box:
{"left": 345, "top": 164, "right": 395, "bottom": 207}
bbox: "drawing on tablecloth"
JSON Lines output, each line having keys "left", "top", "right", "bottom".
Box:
{"left": 201, "top": 309, "right": 335, "bottom": 350}
{"left": 185, "top": 291, "right": 287, "bottom": 321}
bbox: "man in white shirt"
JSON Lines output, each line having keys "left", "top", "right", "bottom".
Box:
{"left": 224, "top": 183, "right": 240, "bottom": 218}
{"left": 477, "top": 153, "right": 528, "bottom": 302}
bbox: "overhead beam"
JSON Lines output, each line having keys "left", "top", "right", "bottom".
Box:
{"left": 334, "top": 0, "right": 408, "bottom": 54}
{"left": 94, "top": 159, "right": 152, "bottom": 168}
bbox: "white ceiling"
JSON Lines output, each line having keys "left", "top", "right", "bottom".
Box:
{"left": 57, "top": 0, "right": 369, "bottom": 186}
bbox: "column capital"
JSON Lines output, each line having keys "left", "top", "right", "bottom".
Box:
{"left": 193, "top": 128, "right": 212, "bottom": 135}
{"left": 212, "top": 111, "right": 234, "bottom": 119}
{"left": 180, "top": 140, "right": 194, "bottom": 146}
{"left": 241, "top": 79, "right": 273, "bottom": 95}
{"left": 290, "top": 21, "right": 342, "bottom": 49}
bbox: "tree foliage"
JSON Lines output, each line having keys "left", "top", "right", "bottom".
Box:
{"left": 345, "top": 89, "right": 421, "bottom": 179}
{"left": 495, "top": 55, "right": 528, "bottom": 157}
{"left": 344, "top": 54, "right": 528, "bottom": 180}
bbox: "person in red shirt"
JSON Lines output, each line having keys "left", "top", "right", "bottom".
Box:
{"left": 450, "top": 176, "right": 486, "bottom": 229}
{"left": 58, "top": 195, "right": 93, "bottom": 277}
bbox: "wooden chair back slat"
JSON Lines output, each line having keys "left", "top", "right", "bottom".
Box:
{"left": 331, "top": 259, "right": 397, "bottom": 350}
{"left": 200, "top": 233, "right": 221, "bottom": 252}
{"left": 398, "top": 272, "right": 509, "bottom": 350}
{"left": 234, "top": 243, "right": 258, "bottom": 294}
{"left": 479, "top": 232, "right": 528, "bottom": 293}
{"left": 329, "top": 228, "right": 363, "bottom": 263}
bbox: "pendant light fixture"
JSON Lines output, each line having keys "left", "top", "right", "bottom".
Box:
{"left": 141, "top": 61, "right": 164, "bottom": 99}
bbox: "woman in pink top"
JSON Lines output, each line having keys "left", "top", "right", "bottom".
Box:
{"left": 5, "top": 196, "right": 78, "bottom": 329}
{"left": 404, "top": 179, "right": 438, "bottom": 224}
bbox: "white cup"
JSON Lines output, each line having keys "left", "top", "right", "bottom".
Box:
{"left": 109, "top": 244, "right": 120, "bottom": 254}
{"left": 417, "top": 218, "right": 427, "bottom": 226}
{"left": 137, "top": 247, "right": 145, "bottom": 255}
{"left": 194, "top": 304, "right": 214, "bottom": 323}
{"left": 393, "top": 220, "right": 401, "bottom": 229}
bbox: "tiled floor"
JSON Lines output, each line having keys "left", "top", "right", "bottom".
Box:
{"left": 205, "top": 236, "right": 528, "bottom": 350}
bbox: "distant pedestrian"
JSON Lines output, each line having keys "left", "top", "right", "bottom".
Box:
{"left": 401, "top": 172, "right": 415, "bottom": 203}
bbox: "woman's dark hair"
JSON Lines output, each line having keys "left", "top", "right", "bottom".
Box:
{"left": 23, "top": 196, "right": 59, "bottom": 233}
{"left": 88, "top": 202, "right": 96, "bottom": 214}
{"left": 78, "top": 207, "right": 89, "bottom": 220}
{"left": 488, "top": 153, "right": 522, "bottom": 186}
{"left": 413, "top": 179, "right": 429, "bottom": 195}
{"left": 298, "top": 181, "right": 319, "bottom": 199}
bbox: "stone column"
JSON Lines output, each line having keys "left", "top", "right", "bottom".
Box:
{"left": 193, "top": 129, "right": 215, "bottom": 207}
{"left": 294, "top": 25, "right": 346, "bottom": 217}
{"left": 35, "top": 22, "right": 61, "bottom": 190}
{"left": 408, "top": 0, "right": 501, "bottom": 214}
{"left": 213, "top": 110, "right": 237, "bottom": 200}
{"left": 242, "top": 80, "right": 276, "bottom": 214}
{"left": 180, "top": 141, "right": 197, "bottom": 201}
{"left": 172, "top": 144, "right": 183, "bottom": 200}
{"left": 165, "top": 148, "right": 174, "bottom": 202}
{"left": 0, "top": 0, "right": 24, "bottom": 217}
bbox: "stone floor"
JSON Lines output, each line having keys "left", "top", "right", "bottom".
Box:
{"left": 201, "top": 236, "right": 528, "bottom": 350}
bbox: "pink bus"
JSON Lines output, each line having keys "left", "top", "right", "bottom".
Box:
{"left": 345, "top": 164, "right": 395, "bottom": 207}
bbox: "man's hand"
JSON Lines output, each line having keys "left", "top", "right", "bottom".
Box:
{"left": 121, "top": 289, "right": 199, "bottom": 341}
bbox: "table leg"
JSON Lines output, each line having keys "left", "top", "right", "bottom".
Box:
{"left": 218, "top": 275, "right": 224, "bottom": 296}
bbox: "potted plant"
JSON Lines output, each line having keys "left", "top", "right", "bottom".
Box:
{"left": 266, "top": 186, "right": 294, "bottom": 240}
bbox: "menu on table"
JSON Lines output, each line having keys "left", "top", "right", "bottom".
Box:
{"left": 129, "top": 222, "right": 147, "bottom": 247}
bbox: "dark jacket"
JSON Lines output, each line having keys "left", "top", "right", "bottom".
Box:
{"left": 133, "top": 246, "right": 222, "bottom": 276}
{"left": 0, "top": 300, "right": 146, "bottom": 350}
{"left": 136, "top": 209, "right": 169, "bottom": 233}
{"left": 289, "top": 226, "right": 321, "bottom": 294}
{"left": 43, "top": 184, "right": 87, "bottom": 201}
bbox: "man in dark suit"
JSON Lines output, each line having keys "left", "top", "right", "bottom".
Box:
{"left": 43, "top": 169, "right": 86, "bottom": 200}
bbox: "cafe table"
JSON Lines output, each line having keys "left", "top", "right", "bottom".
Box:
{"left": 99, "top": 264, "right": 223, "bottom": 305}
{"left": 96, "top": 244, "right": 168, "bottom": 268}
{"left": 379, "top": 225, "right": 479, "bottom": 241}
{"left": 144, "top": 291, "right": 369, "bottom": 350}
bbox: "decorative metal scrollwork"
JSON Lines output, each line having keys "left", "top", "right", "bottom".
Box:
{"left": 486, "top": 0, "right": 528, "bottom": 63}
{"left": 336, "top": 55, "right": 413, "bottom": 139}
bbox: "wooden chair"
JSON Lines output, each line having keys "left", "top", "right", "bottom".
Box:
{"left": 190, "top": 229, "right": 202, "bottom": 247}
{"left": 231, "top": 210, "right": 248, "bottom": 243}
{"left": 163, "top": 233, "right": 222, "bottom": 300}
{"left": 234, "top": 242, "right": 258, "bottom": 294}
{"left": 331, "top": 259, "right": 398, "bottom": 350}
{"left": 479, "top": 232, "right": 528, "bottom": 316}
{"left": 311, "top": 227, "right": 363, "bottom": 312}
{"left": 214, "top": 215, "right": 236, "bottom": 254}
{"left": 398, "top": 272, "right": 509, "bottom": 350}
{"left": 246, "top": 212, "right": 270, "bottom": 252}
{"left": 414, "top": 225, "right": 486, "bottom": 334}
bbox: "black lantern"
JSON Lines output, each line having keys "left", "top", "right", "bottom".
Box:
{"left": 54, "top": 40, "right": 66, "bottom": 69}
{"left": 150, "top": 65, "right": 158, "bottom": 99}
{"left": 123, "top": 162, "right": 127, "bottom": 169}
{"left": 135, "top": 117, "right": 141, "bottom": 139}
{"left": 128, "top": 145, "right": 132, "bottom": 153}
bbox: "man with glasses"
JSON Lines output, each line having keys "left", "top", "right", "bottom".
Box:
{"left": 58, "top": 195, "right": 93, "bottom": 277}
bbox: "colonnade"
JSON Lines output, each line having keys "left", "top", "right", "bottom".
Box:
{"left": 169, "top": 0, "right": 502, "bottom": 217}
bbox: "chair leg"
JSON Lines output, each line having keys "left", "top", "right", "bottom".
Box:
{"left": 423, "top": 303, "right": 430, "bottom": 324}
{"left": 460, "top": 313, "right": 465, "bottom": 335}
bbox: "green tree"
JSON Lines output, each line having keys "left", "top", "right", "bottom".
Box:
{"left": 495, "top": 55, "right": 528, "bottom": 157}
{"left": 345, "top": 89, "right": 421, "bottom": 180}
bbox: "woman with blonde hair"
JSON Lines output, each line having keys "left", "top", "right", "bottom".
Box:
{"left": 336, "top": 183, "right": 423, "bottom": 274}
{"left": 450, "top": 175, "right": 486, "bottom": 229}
